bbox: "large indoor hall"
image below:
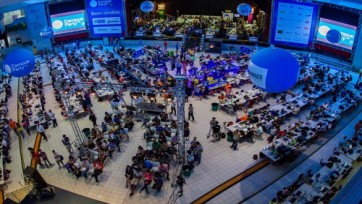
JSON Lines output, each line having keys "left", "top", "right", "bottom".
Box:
{"left": 0, "top": 0, "right": 362, "bottom": 204}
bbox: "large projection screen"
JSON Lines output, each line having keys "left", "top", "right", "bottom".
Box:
{"left": 51, "top": 10, "right": 86, "bottom": 36}
{"left": 270, "top": 0, "right": 318, "bottom": 48}
{"left": 316, "top": 18, "right": 357, "bottom": 50}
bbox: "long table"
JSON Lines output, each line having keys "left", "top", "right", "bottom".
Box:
{"left": 283, "top": 154, "right": 353, "bottom": 204}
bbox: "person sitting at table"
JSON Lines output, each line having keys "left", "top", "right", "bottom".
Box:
{"left": 152, "top": 116, "right": 161, "bottom": 125}
{"left": 170, "top": 120, "right": 177, "bottom": 129}
{"left": 323, "top": 102, "right": 329, "bottom": 110}
{"left": 104, "top": 112, "right": 112, "bottom": 124}
{"left": 239, "top": 114, "right": 248, "bottom": 122}
{"left": 218, "top": 93, "right": 226, "bottom": 104}
{"left": 110, "top": 123, "right": 119, "bottom": 132}
{"left": 125, "top": 109, "right": 134, "bottom": 118}
{"left": 276, "top": 129, "right": 287, "bottom": 138}
{"left": 225, "top": 82, "right": 232, "bottom": 97}
{"left": 124, "top": 118, "right": 135, "bottom": 131}
{"left": 354, "top": 120, "right": 362, "bottom": 133}
{"left": 160, "top": 112, "right": 168, "bottom": 122}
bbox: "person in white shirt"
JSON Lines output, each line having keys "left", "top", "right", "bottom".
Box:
{"left": 47, "top": 110, "right": 58, "bottom": 127}
{"left": 36, "top": 123, "right": 48, "bottom": 142}
{"left": 170, "top": 101, "right": 176, "bottom": 114}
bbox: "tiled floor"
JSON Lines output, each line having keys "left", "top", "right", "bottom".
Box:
{"left": 4, "top": 44, "right": 362, "bottom": 204}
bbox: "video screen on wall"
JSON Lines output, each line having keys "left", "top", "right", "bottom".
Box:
{"left": 317, "top": 18, "right": 357, "bottom": 50}
{"left": 86, "top": 0, "right": 124, "bottom": 37}
{"left": 51, "top": 10, "right": 86, "bottom": 36}
{"left": 270, "top": 0, "right": 318, "bottom": 48}
{"left": 316, "top": 6, "right": 359, "bottom": 51}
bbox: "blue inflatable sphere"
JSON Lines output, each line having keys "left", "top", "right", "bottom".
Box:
{"left": 3, "top": 48, "right": 35, "bottom": 77}
{"left": 326, "top": 29, "right": 341, "bottom": 44}
{"left": 140, "top": 1, "right": 154, "bottom": 13}
{"left": 237, "top": 3, "right": 252, "bottom": 16}
{"left": 248, "top": 48, "right": 300, "bottom": 93}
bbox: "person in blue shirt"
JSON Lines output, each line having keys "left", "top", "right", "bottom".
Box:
{"left": 107, "top": 140, "right": 117, "bottom": 159}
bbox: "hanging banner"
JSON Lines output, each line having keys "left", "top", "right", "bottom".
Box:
{"left": 40, "top": 26, "right": 54, "bottom": 38}
{"left": 3, "top": 48, "right": 35, "bottom": 77}
{"left": 133, "top": 49, "right": 144, "bottom": 58}
{"left": 86, "top": 0, "right": 124, "bottom": 37}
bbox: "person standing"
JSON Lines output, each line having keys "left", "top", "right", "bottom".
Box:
{"left": 52, "top": 150, "right": 64, "bottom": 169}
{"left": 89, "top": 111, "right": 97, "bottom": 127}
{"left": 207, "top": 117, "right": 217, "bottom": 138}
{"left": 47, "top": 110, "right": 58, "bottom": 127}
{"left": 130, "top": 167, "right": 143, "bottom": 196}
{"left": 170, "top": 100, "right": 176, "bottom": 114}
{"left": 164, "top": 41, "right": 168, "bottom": 51}
{"left": 36, "top": 123, "right": 48, "bottom": 142}
{"left": 194, "top": 142, "right": 203, "bottom": 164}
{"left": 125, "top": 165, "right": 133, "bottom": 188}
{"left": 92, "top": 159, "right": 103, "bottom": 183}
{"left": 22, "top": 119, "right": 30, "bottom": 135}
{"left": 176, "top": 175, "right": 186, "bottom": 197}
{"left": 62, "top": 135, "right": 72, "bottom": 154}
{"left": 175, "top": 42, "right": 179, "bottom": 54}
{"left": 188, "top": 104, "right": 194, "bottom": 121}
{"left": 9, "top": 119, "right": 18, "bottom": 135}
{"left": 39, "top": 149, "right": 53, "bottom": 168}
{"left": 16, "top": 123, "right": 26, "bottom": 139}
{"left": 230, "top": 130, "right": 241, "bottom": 150}
{"left": 139, "top": 170, "right": 152, "bottom": 195}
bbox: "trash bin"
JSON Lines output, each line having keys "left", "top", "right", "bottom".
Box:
{"left": 227, "top": 132, "right": 234, "bottom": 142}
{"left": 211, "top": 103, "right": 219, "bottom": 111}
{"left": 82, "top": 128, "right": 91, "bottom": 137}
{"left": 182, "top": 165, "right": 192, "bottom": 177}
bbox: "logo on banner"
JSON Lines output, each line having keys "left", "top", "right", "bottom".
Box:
{"left": 3, "top": 48, "right": 35, "bottom": 77}
{"left": 52, "top": 20, "right": 63, "bottom": 29}
{"left": 40, "top": 26, "right": 54, "bottom": 38}
{"left": 140, "top": 1, "right": 154, "bottom": 13}
{"left": 237, "top": 3, "right": 252, "bottom": 16}
{"left": 248, "top": 61, "right": 267, "bottom": 89}
{"left": 90, "top": 0, "right": 97, "bottom": 7}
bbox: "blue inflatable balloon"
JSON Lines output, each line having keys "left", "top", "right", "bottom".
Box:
{"left": 140, "top": 1, "right": 154, "bottom": 13}
{"left": 40, "top": 26, "right": 54, "bottom": 38}
{"left": 248, "top": 48, "right": 299, "bottom": 93}
{"left": 237, "top": 3, "right": 252, "bottom": 16}
{"left": 3, "top": 48, "right": 35, "bottom": 77}
{"left": 326, "top": 29, "right": 341, "bottom": 44}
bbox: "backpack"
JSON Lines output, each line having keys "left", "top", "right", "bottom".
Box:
{"left": 188, "top": 154, "right": 194, "bottom": 162}
{"left": 220, "top": 132, "right": 226, "bottom": 139}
